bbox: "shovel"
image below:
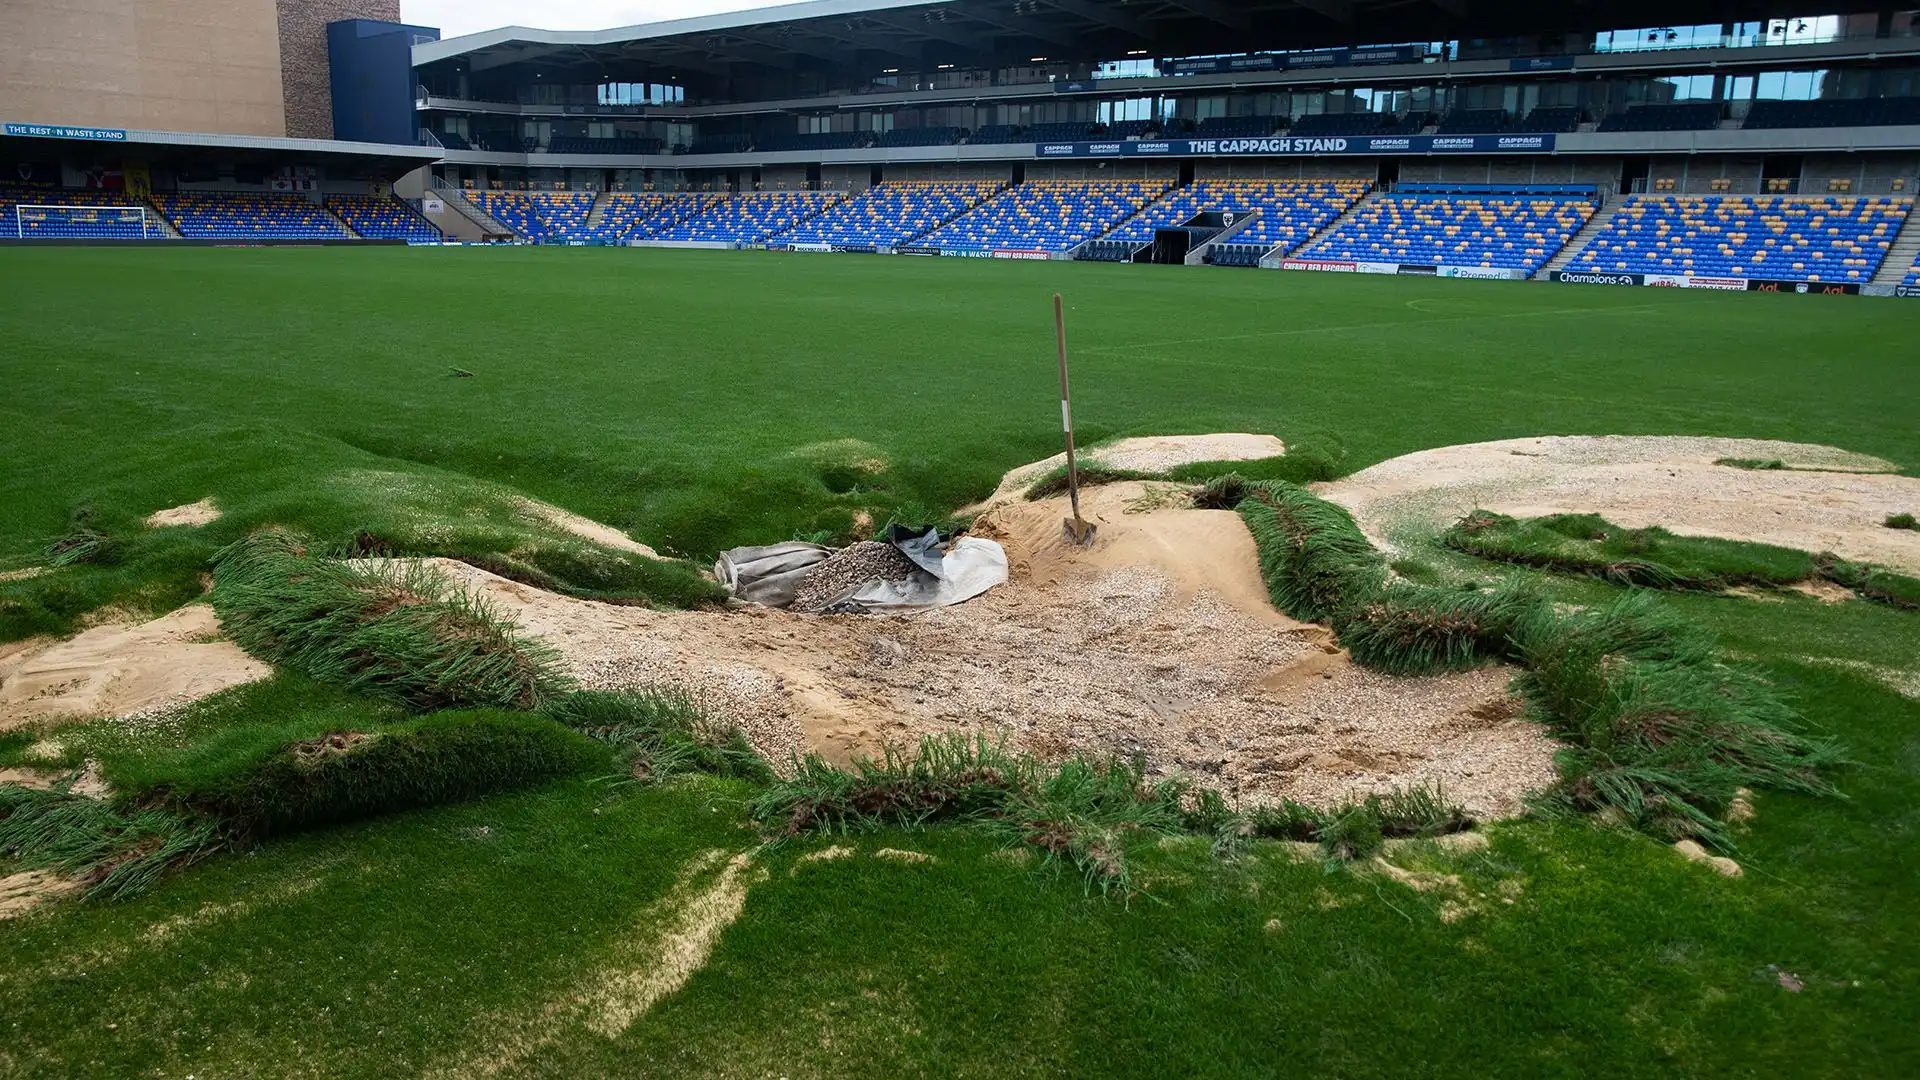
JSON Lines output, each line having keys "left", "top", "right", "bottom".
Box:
{"left": 1054, "top": 293, "right": 1096, "bottom": 546}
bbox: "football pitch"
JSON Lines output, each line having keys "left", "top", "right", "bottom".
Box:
{"left": 1, "top": 246, "right": 1918, "bottom": 1078}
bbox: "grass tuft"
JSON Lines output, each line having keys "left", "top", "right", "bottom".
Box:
{"left": 1886, "top": 512, "right": 1917, "bottom": 531}
{"left": 0, "top": 786, "right": 222, "bottom": 901}
{"left": 1022, "top": 463, "right": 1152, "bottom": 501}
{"left": 1445, "top": 510, "right": 1920, "bottom": 610}
{"left": 210, "top": 529, "right": 572, "bottom": 710}
{"left": 1233, "top": 479, "right": 1387, "bottom": 623}
{"left": 541, "top": 689, "right": 773, "bottom": 784}
{"left": 155, "top": 709, "right": 611, "bottom": 842}
{"left": 1714, "top": 457, "right": 1786, "bottom": 470}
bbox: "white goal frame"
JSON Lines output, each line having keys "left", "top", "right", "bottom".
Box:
{"left": 13, "top": 203, "right": 153, "bottom": 238}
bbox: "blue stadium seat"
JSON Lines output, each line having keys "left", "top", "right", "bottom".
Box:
{"left": 1514, "top": 106, "right": 1583, "bottom": 133}
{"left": 873, "top": 127, "right": 967, "bottom": 147}
{"left": 324, "top": 195, "right": 441, "bottom": 242}
{"left": 1435, "top": 109, "right": 1510, "bottom": 134}
{"left": 152, "top": 191, "right": 351, "bottom": 239}
{"left": 1299, "top": 193, "right": 1596, "bottom": 271}
{"left": 467, "top": 190, "right": 597, "bottom": 242}
{"left": 651, "top": 191, "right": 842, "bottom": 243}
{"left": 1743, "top": 98, "right": 1920, "bottom": 129}
{"left": 914, "top": 180, "right": 1171, "bottom": 252}
{"left": 771, "top": 181, "right": 1003, "bottom": 248}
{"left": 969, "top": 125, "right": 1025, "bottom": 144}
{"left": 1565, "top": 194, "right": 1912, "bottom": 283}
{"left": 0, "top": 185, "right": 155, "bottom": 238}
{"left": 1192, "top": 116, "right": 1281, "bottom": 139}
{"left": 1596, "top": 103, "right": 1722, "bottom": 132}
{"left": 1102, "top": 180, "right": 1369, "bottom": 260}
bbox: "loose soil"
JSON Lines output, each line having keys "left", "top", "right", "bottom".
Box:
{"left": 1317, "top": 436, "right": 1920, "bottom": 574}
{"left": 144, "top": 497, "right": 221, "bottom": 528}
{"left": 0, "top": 869, "right": 82, "bottom": 921}
{"left": 968, "top": 433, "right": 1287, "bottom": 513}
{"left": 516, "top": 498, "right": 660, "bottom": 559}
{"left": 426, "top": 480, "right": 1556, "bottom": 818}
{"left": 0, "top": 604, "right": 270, "bottom": 730}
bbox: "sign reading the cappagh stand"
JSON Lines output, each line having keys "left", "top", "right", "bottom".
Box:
{"left": 1036, "top": 134, "right": 1556, "bottom": 158}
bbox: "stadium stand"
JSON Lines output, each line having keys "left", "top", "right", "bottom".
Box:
{"left": 1201, "top": 181, "right": 1373, "bottom": 266}
{"left": 1596, "top": 103, "right": 1723, "bottom": 132}
{"left": 1904, "top": 260, "right": 1920, "bottom": 288}
{"left": 151, "top": 192, "right": 351, "bottom": 239}
{"left": 1297, "top": 192, "right": 1596, "bottom": 271}
{"left": 1435, "top": 109, "right": 1510, "bottom": 134}
{"left": 437, "top": 132, "right": 472, "bottom": 150}
{"left": 546, "top": 136, "right": 665, "bottom": 155}
{"left": 771, "top": 181, "right": 1001, "bottom": 248}
{"left": 1742, "top": 97, "right": 1920, "bottom": 129}
{"left": 324, "top": 195, "right": 441, "bottom": 242}
{"left": 627, "top": 193, "right": 724, "bottom": 239}
{"left": 1192, "top": 115, "right": 1282, "bottom": 138}
{"left": 1286, "top": 111, "right": 1430, "bottom": 137}
{"left": 1563, "top": 194, "right": 1911, "bottom": 282}
{"left": 1104, "top": 120, "right": 1158, "bottom": 139}
{"left": 1024, "top": 122, "right": 1099, "bottom": 142}
{"left": 753, "top": 131, "right": 872, "bottom": 152}
{"left": 686, "top": 134, "right": 752, "bottom": 155}
{"left": 1102, "top": 179, "right": 1366, "bottom": 246}
{"left": 580, "top": 192, "right": 670, "bottom": 243}
{"left": 968, "top": 124, "right": 1025, "bottom": 144}
{"left": 0, "top": 185, "right": 154, "bottom": 238}
{"left": 913, "top": 180, "right": 1171, "bottom": 252}
{"left": 874, "top": 126, "right": 967, "bottom": 147}
{"left": 651, "top": 191, "right": 842, "bottom": 243}
{"left": 468, "top": 190, "right": 597, "bottom": 242}
{"left": 1514, "top": 106, "right": 1584, "bottom": 133}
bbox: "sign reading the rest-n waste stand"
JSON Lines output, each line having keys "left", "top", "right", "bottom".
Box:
{"left": 1035, "top": 134, "right": 1555, "bottom": 158}
{"left": 4, "top": 122, "right": 128, "bottom": 141}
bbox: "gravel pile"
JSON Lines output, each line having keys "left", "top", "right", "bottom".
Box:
{"left": 789, "top": 542, "right": 925, "bottom": 613}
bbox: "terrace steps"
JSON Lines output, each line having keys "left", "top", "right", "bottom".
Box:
{"left": 139, "top": 199, "right": 183, "bottom": 238}
{"left": 322, "top": 201, "right": 363, "bottom": 239}
{"left": 1870, "top": 208, "right": 1920, "bottom": 284}
{"left": 1536, "top": 194, "right": 1622, "bottom": 278}
{"left": 1286, "top": 187, "right": 1383, "bottom": 259}
{"left": 585, "top": 191, "right": 614, "bottom": 231}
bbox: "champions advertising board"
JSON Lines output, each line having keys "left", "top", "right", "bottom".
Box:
{"left": 1035, "top": 134, "right": 1555, "bottom": 159}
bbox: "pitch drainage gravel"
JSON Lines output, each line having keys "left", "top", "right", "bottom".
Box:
{"left": 789, "top": 542, "right": 924, "bottom": 613}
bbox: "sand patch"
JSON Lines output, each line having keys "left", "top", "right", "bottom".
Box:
{"left": 0, "top": 604, "right": 270, "bottom": 730}
{"left": 516, "top": 498, "right": 659, "bottom": 559}
{"left": 0, "top": 567, "right": 48, "bottom": 583}
{"left": 873, "top": 848, "right": 933, "bottom": 864}
{"left": 421, "top": 481, "right": 1556, "bottom": 819}
{"left": 0, "top": 869, "right": 83, "bottom": 920}
{"left": 1317, "top": 436, "right": 1920, "bottom": 575}
{"left": 1674, "top": 839, "right": 1743, "bottom": 878}
{"left": 144, "top": 497, "right": 220, "bottom": 528}
{"left": 969, "top": 433, "right": 1286, "bottom": 513}
{"left": 427, "top": 849, "right": 759, "bottom": 1080}
{"left": 0, "top": 761, "right": 107, "bottom": 798}
{"left": 792, "top": 844, "right": 855, "bottom": 873}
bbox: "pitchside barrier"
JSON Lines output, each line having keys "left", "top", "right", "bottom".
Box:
{"left": 1273, "top": 258, "right": 1530, "bottom": 280}
{"left": 1548, "top": 270, "right": 1887, "bottom": 296}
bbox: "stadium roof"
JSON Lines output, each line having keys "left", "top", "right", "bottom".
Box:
{"left": 414, "top": 0, "right": 1889, "bottom": 74}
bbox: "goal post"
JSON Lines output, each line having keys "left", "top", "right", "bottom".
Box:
{"left": 13, "top": 203, "right": 152, "bottom": 238}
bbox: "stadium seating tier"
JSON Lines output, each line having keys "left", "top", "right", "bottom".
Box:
{"left": 1566, "top": 195, "right": 1911, "bottom": 282}
{"left": 153, "top": 191, "right": 350, "bottom": 239}
{"left": 325, "top": 195, "right": 441, "bottom": 242}
{"left": 772, "top": 181, "right": 1002, "bottom": 248}
{"left": 1299, "top": 193, "right": 1597, "bottom": 271}
{"left": 913, "top": 180, "right": 1172, "bottom": 252}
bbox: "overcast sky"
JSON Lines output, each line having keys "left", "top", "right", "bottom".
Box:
{"left": 402, "top": 1, "right": 785, "bottom": 40}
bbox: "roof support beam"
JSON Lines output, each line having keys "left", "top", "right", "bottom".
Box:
{"left": 725, "top": 29, "right": 851, "bottom": 65}
{"left": 802, "top": 24, "right": 931, "bottom": 63}
{"left": 1290, "top": 0, "right": 1357, "bottom": 24}
{"left": 1040, "top": 0, "right": 1154, "bottom": 40}
{"left": 1162, "top": 0, "right": 1254, "bottom": 32}
{"left": 959, "top": 8, "right": 1078, "bottom": 49}
{"left": 863, "top": 12, "right": 994, "bottom": 54}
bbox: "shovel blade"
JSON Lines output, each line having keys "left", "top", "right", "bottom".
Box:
{"left": 1062, "top": 516, "right": 1098, "bottom": 546}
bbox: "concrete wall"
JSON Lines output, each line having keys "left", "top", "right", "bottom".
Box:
{"left": 277, "top": 0, "right": 398, "bottom": 139}
{"left": 0, "top": 0, "right": 287, "bottom": 136}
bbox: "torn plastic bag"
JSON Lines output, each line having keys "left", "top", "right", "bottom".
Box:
{"left": 883, "top": 523, "right": 947, "bottom": 578}
{"left": 831, "top": 537, "right": 1008, "bottom": 614}
{"left": 714, "top": 541, "right": 832, "bottom": 608}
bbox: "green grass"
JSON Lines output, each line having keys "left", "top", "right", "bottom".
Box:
{"left": 2, "top": 248, "right": 1919, "bottom": 1077}
{"left": 1887, "top": 512, "right": 1917, "bottom": 530}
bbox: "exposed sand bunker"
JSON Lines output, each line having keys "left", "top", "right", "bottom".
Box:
{"left": 144, "top": 497, "right": 221, "bottom": 528}
{"left": 1317, "top": 436, "right": 1920, "bottom": 574}
{"left": 0, "top": 604, "right": 270, "bottom": 730}
{"left": 970, "top": 433, "right": 1286, "bottom": 512}
{"left": 436, "top": 481, "right": 1556, "bottom": 818}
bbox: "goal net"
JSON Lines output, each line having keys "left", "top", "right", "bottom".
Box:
{"left": 13, "top": 204, "right": 152, "bottom": 238}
